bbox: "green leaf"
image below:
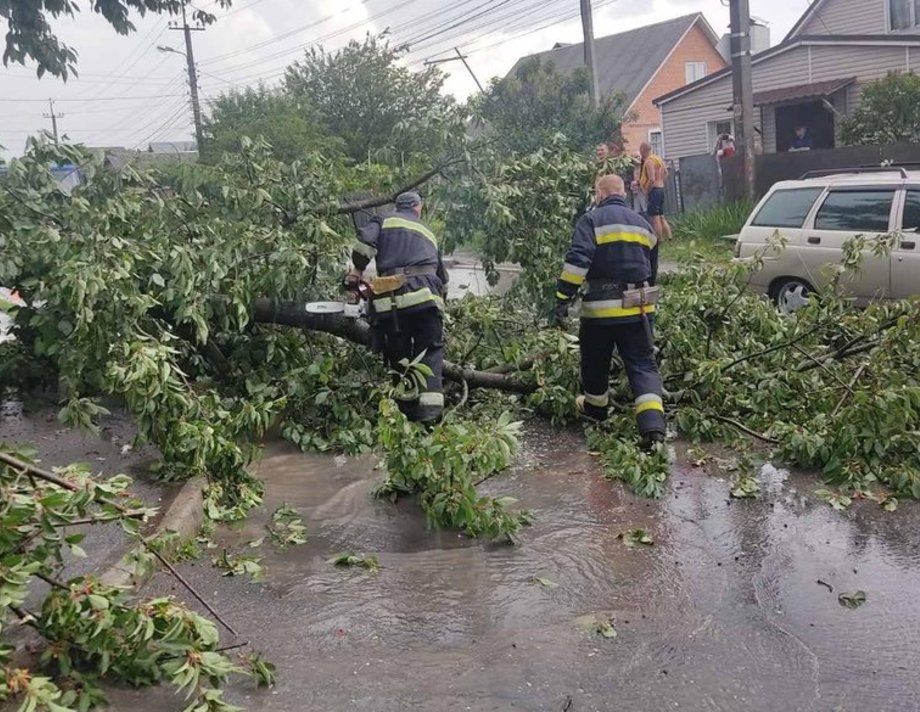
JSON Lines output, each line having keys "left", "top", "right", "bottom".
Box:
{"left": 623, "top": 528, "right": 654, "bottom": 547}
{"left": 838, "top": 590, "right": 867, "bottom": 609}
{"left": 530, "top": 576, "right": 558, "bottom": 588}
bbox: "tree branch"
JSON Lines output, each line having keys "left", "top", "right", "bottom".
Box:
{"left": 250, "top": 299, "right": 537, "bottom": 394}
{"left": 334, "top": 158, "right": 462, "bottom": 215}
{"left": 0, "top": 452, "right": 150, "bottom": 519}
{"left": 711, "top": 415, "right": 779, "bottom": 444}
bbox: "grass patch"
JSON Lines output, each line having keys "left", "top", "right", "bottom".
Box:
{"left": 663, "top": 200, "right": 754, "bottom": 267}
{"left": 672, "top": 200, "right": 754, "bottom": 241}
{"left": 662, "top": 234, "right": 735, "bottom": 266}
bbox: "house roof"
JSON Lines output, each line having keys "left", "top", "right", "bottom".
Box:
{"left": 654, "top": 34, "right": 920, "bottom": 106}
{"left": 752, "top": 76, "right": 856, "bottom": 105}
{"left": 505, "top": 13, "right": 718, "bottom": 109}
{"left": 784, "top": 0, "right": 828, "bottom": 42}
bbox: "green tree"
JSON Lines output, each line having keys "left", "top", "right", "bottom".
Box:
{"left": 841, "top": 71, "right": 920, "bottom": 145}
{"left": 1, "top": 0, "right": 230, "bottom": 79}
{"left": 473, "top": 56, "right": 628, "bottom": 156}
{"left": 202, "top": 85, "right": 344, "bottom": 163}
{"left": 283, "top": 34, "right": 460, "bottom": 164}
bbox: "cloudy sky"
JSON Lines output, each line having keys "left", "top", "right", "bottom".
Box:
{"left": 0, "top": 0, "right": 813, "bottom": 158}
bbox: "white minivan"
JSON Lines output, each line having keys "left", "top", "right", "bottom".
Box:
{"left": 734, "top": 168, "right": 920, "bottom": 311}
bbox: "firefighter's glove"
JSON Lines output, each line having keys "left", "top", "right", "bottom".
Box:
{"left": 548, "top": 301, "right": 570, "bottom": 330}
{"left": 342, "top": 273, "right": 361, "bottom": 292}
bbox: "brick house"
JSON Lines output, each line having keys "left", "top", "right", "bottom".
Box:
{"left": 503, "top": 13, "right": 726, "bottom": 156}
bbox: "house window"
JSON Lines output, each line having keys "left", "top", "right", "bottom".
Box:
{"left": 649, "top": 129, "right": 663, "bottom": 157}
{"left": 889, "top": 0, "right": 920, "bottom": 29}
{"left": 707, "top": 120, "right": 733, "bottom": 150}
{"left": 685, "top": 61, "right": 708, "bottom": 84}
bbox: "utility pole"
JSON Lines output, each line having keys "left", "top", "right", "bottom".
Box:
{"left": 169, "top": 3, "right": 205, "bottom": 152}
{"left": 424, "top": 48, "right": 485, "bottom": 94}
{"left": 729, "top": 0, "right": 756, "bottom": 199}
{"left": 580, "top": 0, "right": 600, "bottom": 108}
{"left": 43, "top": 99, "right": 64, "bottom": 144}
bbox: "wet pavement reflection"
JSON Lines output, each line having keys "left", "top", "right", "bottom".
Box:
{"left": 110, "top": 425, "right": 920, "bottom": 712}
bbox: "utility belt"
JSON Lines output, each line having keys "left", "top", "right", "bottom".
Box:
{"left": 586, "top": 279, "right": 661, "bottom": 307}
{"left": 586, "top": 280, "right": 660, "bottom": 307}
{"left": 371, "top": 265, "right": 437, "bottom": 297}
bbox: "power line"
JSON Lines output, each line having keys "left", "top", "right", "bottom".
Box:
{"left": 95, "top": 74, "right": 188, "bottom": 135}
{"left": 0, "top": 105, "right": 153, "bottom": 119}
{"left": 456, "top": 0, "right": 618, "bottom": 58}
{"left": 401, "top": 0, "right": 519, "bottom": 47}
{"left": 199, "top": 0, "right": 378, "bottom": 66}
{"left": 69, "top": 21, "right": 171, "bottom": 105}
{"left": 403, "top": 0, "right": 559, "bottom": 59}
{"left": 133, "top": 103, "right": 194, "bottom": 149}
{"left": 223, "top": 0, "right": 276, "bottom": 17}
{"left": 196, "top": 0, "right": 493, "bottom": 87}
{"left": 120, "top": 96, "right": 191, "bottom": 146}
{"left": 4, "top": 93, "right": 189, "bottom": 103}
{"left": 3, "top": 72, "right": 178, "bottom": 86}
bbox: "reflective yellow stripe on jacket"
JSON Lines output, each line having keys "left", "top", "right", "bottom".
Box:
{"left": 594, "top": 224, "right": 657, "bottom": 249}
{"left": 373, "top": 287, "right": 444, "bottom": 313}
{"left": 580, "top": 299, "right": 657, "bottom": 319}
{"left": 382, "top": 216, "right": 438, "bottom": 247}
{"left": 559, "top": 262, "right": 588, "bottom": 286}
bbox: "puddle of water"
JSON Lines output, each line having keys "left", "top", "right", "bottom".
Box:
{"left": 110, "top": 424, "right": 920, "bottom": 712}
{"left": 446, "top": 265, "right": 516, "bottom": 299}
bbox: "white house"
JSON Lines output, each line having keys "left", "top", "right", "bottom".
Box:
{"left": 654, "top": 0, "right": 920, "bottom": 159}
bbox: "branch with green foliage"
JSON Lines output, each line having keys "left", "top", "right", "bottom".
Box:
{"left": 841, "top": 71, "right": 920, "bottom": 146}
{"left": 472, "top": 56, "right": 629, "bottom": 156}
{"left": 0, "top": 447, "right": 273, "bottom": 712}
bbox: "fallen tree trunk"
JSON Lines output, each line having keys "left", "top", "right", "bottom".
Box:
{"left": 251, "top": 299, "right": 537, "bottom": 394}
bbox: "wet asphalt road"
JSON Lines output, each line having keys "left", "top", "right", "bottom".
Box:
{"left": 0, "top": 399, "right": 172, "bottom": 584}
{"left": 105, "top": 425, "right": 920, "bottom": 712}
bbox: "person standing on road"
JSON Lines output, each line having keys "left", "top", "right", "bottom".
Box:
{"left": 345, "top": 192, "right": 449, "bottom": 424}
{"left": 549, "top": 174, "right": 666, "bottom": 449}
{"left": 638, "top": 142, "right": 672, "bottom": 283}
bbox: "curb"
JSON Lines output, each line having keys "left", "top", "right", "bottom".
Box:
{"left": 100, "top": 476, "right": 206, "bottom": 589}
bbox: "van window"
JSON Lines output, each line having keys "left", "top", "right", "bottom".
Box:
{"left": 814, "top": 190, "right": 895, "bottom": 232}
{"left": 901, "top": 190, "right": 920, "bottom": 231}
{"left": 751, "top": 188, "right": 824, "bottom": 228}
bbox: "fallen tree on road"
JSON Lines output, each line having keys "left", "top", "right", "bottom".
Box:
{"left": 250, "top": 298, "right": 537, "bottom": 394}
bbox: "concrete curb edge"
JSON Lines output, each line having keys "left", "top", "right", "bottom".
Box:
{"left": 99, "top": 476, "right": 206, "bottom": 589}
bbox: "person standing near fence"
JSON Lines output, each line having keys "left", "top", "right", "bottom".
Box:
{"left": 638, "top": 142, "right": 671, "bottom": 284}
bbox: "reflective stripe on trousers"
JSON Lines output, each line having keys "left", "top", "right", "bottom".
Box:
{"left": 578, "top": 320, "right": 665, "bottom": 435}
{"left": 376, "top": 307, "right": 444, "bottom": 423}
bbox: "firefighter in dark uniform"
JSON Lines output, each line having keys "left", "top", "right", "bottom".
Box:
{"left": 550, "top": 174, "right": 666, "bottom": 447}
{"left": 345, "top": 192, "right": 448, "bottom": 424}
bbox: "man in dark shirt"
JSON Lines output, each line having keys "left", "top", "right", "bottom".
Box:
{"left": 790, "top": 126, "right": 814, "bottom": 151}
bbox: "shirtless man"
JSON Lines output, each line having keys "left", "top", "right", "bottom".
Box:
{"left": 638, "top": 142, "right": 672, "bottom": 244}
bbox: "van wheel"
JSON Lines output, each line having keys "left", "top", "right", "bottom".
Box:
{"left": 771, "top": 278, "right": 812, "bottom": 314}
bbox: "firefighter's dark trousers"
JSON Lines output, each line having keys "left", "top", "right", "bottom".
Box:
{"left": 375, "top": 307, "right": 444, "bottom": 423}
{"left": 579, "top": 319, "right": 666, "bottom": 436}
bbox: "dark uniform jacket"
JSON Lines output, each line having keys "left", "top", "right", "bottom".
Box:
{"left": 555, "top": 194, "right": 657, "bottom": 324}
{"left": 351, "top": 209, "right": 448, "bottom": 316}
